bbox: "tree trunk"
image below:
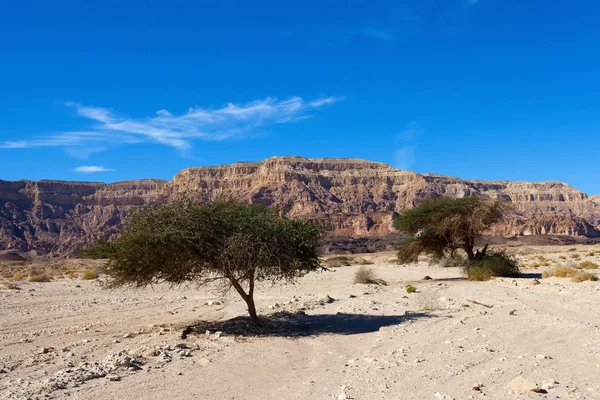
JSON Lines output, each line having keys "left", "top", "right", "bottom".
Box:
{"left": 244, "top": 295, "right": 260, "bottom": 324}
{"left": 228, "top": 275, "right": 261, "bottom": 325}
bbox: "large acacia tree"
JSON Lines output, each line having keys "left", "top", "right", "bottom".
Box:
{"left": 105, "top": 200, "right": 322, "bottom": 323}
{"left": 394, "top": 196, "right": 509, "bottom": 264}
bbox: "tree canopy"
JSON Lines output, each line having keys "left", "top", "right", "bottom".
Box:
{"left": 105, "top": 200, "right": 322, "bottom": 323}
{"left": 394, "top": 196, "right": 509, "bottom": 263}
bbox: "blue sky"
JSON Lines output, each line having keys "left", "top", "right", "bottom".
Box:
{"left": 1, "top": 0, "right": 599, "bottom": 195}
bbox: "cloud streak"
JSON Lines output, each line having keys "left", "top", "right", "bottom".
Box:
{"left": 1, "top": 96, "right": 341, "bottom": 155}
{"left": 74, "top": 166, "right": 115, "bottom": 173}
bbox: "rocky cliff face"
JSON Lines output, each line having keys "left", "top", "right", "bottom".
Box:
{"left": 1, "top": 156, "right": 599, "bottom": 256}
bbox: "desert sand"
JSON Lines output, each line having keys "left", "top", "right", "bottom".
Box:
{"left": 1, "top": 246, "right": 600, "bottom": 400}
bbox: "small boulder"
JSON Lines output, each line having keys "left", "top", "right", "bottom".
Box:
{"left": 509, "top": 376, "right": 540, "bottom": 392}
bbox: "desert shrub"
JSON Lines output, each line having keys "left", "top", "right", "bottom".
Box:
{"left": 1, "top": 282, "right": 20, "bottom": 290}
{"left": 78, "top": 239, "right": 115, "bottom": 259}
{"left": 570, "top": 254, "right": 581, "bottom": 259}
{"left": 587, "top": 252, "right": 596, "bottom": 257}
{"left": 542, "top": 267, "right": 578, "bottom": 278}
{"left": 418, "top": 291, "right": 441, "bottom": 311}
{"left": 571, "top": 272, "right": 598, "bottom": 283}
{"left": 559, "top": 256, "right": 566, "bottom": 260}
{"left": 406, "top": 285, "right": 417, "bottom": 293}
{"left": 438, "top": 254, "right": 468, "bottom": 268}
{"left": 465, "top": 251, "right": 520, "bottom": 281}
{"left": 579, "top": 261, "right": 599, "bottom": 269}
{"left": 568, "top": 248, "right": 577, "bottom": 252}
{"left": 29, "top": 273, "right": 52, "bottom": 283}
{"left": 12, "top": 273, "right": 26, "bottom": 280}
{"left": 81, "top": 270, "right": 99, "bottom": 280}
{"left": 55, "top": 275, "right": 65, "bottom": 279}
{"left": 528, "top": 262, "right": 541, "bottom": 269}
{"left": 67, "top": 273, "right": 79, "bottom": 279}
{"left": 354, "top": 266, "right": 378, "bottom": 284}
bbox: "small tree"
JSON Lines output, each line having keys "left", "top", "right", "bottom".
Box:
{"left": 394, "top": 196, "right": 509, "bottom": 263}
{"left": 105, "top": 200, "right": 321, "bottom": 323}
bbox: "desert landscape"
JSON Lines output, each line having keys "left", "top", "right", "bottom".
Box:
{"left": 1, "top": 244, "right": 599, "bottom": 400}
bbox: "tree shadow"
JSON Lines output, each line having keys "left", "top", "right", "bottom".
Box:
{"left": 517, "top": 273, "right": 543, "bottom": 279}
{"left": 182, "top": 311, "right": 431, "bottom": 338}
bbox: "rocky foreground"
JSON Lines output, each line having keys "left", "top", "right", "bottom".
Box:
{"left": 1, "top": 246, "right": 599, "bottom": 400}
{"left": 1, "top": 156, "right": 599, "bottom": 256}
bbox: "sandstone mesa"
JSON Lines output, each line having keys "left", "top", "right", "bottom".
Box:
{"left": 1, "top": 156, "right": 599, "bottom": 256}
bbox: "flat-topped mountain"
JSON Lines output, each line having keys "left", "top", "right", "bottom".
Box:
{"left": 1, "top": 156, "right": 599, "bottom": 256}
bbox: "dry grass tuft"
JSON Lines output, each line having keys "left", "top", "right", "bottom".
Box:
{"left": 1, "top": 281, "right": 20, "bottom": 290}
{"left": 28, "top": 273, "right": 52, "bottom": 283}
{"left": 571, "top": 272, "right": 598, "bottom": 283}
{"left": 542, "top": 267, "right": 578, "bottom": 279}
{"left": 579, "top": 261, "right": 599, "bottom": 270}
{"left": 12, "top": 273, "right": 27, "bottom": 281}
{"left": 354, "top": 266, "right": 378, "bottom": 284}
{"left": 81, "top": 270, "right": 99, "bottom": 280}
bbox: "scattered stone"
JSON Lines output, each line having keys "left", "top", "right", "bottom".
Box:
{"left": 423, "top": 276, "right": 432, "bottom": 280}
{"left": 535, "top": 354, "right": 552, "bottom": 360}
{"left": 509, "top": 310, "right": 517, "bottom": 315}
{"left": 123, "top": 333, "right": 133, "bottom": 339}
{"left": 509, "top": 376, "right": 541, "bottom": 392}
{"left": 435, "top": 392, "right": 456, "bottom": 400}
{"left": 41, "top": 347, "right": 55, "bottom": 354}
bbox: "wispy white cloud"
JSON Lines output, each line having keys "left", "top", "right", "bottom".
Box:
{"left": 393, "top": 121, "right": 423, "bottom": 171}
{"left": 358, "top": 28, "right": 395, "bottom": 41}
{"left": 74, "top": 166, "right": 115, "bottom": 173}
{"left": 394, "top": 145, "right": 417, "bottom": 170}
{"left": 1, "top": 96, "right": 341, "bottom": 155}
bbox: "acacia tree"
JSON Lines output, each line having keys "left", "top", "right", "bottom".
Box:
{"left": 105, "top": 200, "right": 322, "bottom": 323}
{"left": 394, "top": 196, "right": 509, "bottom": 264}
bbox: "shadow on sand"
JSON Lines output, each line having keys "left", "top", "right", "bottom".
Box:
{"left": 182, "top": 311, "right": 431, "bottom": 338}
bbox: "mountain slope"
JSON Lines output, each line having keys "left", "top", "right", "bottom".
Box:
{"left": 1, "top": 156, "right": 599, "bottom": 256}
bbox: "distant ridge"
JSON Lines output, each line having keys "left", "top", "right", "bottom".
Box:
{"left": 1, "top": 156, "right": 599, "bottom": 256}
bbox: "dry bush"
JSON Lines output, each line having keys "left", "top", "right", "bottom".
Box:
{"left": 12, "top": 273, "right": 26, "bottom": 281}
{"left": 587, "top": 252, "right": 596, "bottom": 257}
{"left": 1, "top": 281, "right": 20, "bottom": 290}
{"left": 570, "top": 254, "right": 580, "bottom": 259}
{"left": 67, "top": 273, "right": 79, "bottom": 279}
{"left": 571, "top": 272, "right": 598, "bottom": 283}
{"left": 29, "top": 273, "right": 52, "bottom": 283}
{"left": 354, "top": 266, "right": 378, "bottom": 284}
{"left": 81, "top": 270, "right": 98, "bottom": 280}
{"left": 542, "top": 267, "right": 578, "bottom": 279}
{"left": 528, "top": 262, "right": 541, "bottom": 269}
{"left": 559, "top": 255, "right": 566, "bottom": 260}
{"left": 579, "top": 261, "right": 599, "bottom": 270}
{"left": 418, "top": 291, "right": 442, "bottom": 311}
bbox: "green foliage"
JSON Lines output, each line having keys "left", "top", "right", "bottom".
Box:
{"left": 105, "top": 200, "right": 322, "bottom": 322}
{"left": 465, "top": 251, "right": 520, "bottom": 281}
{"left": 79, "top": 240, "right": 115, "bottom": 259}
{"left": 405, "top": 284, "right": 417, "bottom": 293}
{"left": 394, "top": 196, "right": 509, "bottom": 264}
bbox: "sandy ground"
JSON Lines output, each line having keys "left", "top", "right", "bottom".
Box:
{"left": 1, "top": 247, "right": 600, "bottom": 400}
